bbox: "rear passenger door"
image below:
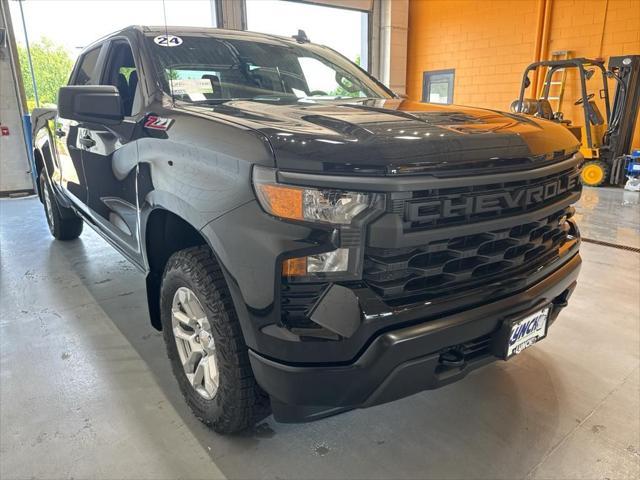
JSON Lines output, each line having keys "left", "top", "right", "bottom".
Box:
{"left": 81, "top": 38, "right": 144, "bottom": 265}
{"left": 53, "top": 45, "right": 103, "bottom": 209}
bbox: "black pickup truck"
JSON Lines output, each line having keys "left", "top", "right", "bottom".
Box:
{"left": 32, "top": 26, "right": 582, "bottom": 433}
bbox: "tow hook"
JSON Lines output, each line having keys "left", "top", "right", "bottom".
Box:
{"left": 439, "top": 347, "right": 466, "bottom": 367}
{"left": 553, "top": 286, "right": 574, "bottom": 309}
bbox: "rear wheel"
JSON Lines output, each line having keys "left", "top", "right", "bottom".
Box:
{"left": 160, "top": 246, "right": 269, "bottom": 434}
{"left": 580, "top": 160, "right": 609, "bottom": 187}
{"left": 39, "top": 172, "right": 83, "bottom": 240}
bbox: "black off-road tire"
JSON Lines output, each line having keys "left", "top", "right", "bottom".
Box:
{"left": 160, "top": 246, "right": 269, "bottom": 434}
{"left": 39, "top": 171, "right": 83, "bottom": 240}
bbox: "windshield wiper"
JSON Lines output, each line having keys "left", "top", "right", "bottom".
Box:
{"left": 178, "top": 98, "right": 249, "bottom": 105}
{"left": 251, "top": 94, "right": 298, "bottom": 101}
{"left": 195, "top": 99, "right": 232, "bottom": 104}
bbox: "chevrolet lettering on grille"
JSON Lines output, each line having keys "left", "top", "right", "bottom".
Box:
{"left": 406, "top": 171, "right": 580, "bottom": 222}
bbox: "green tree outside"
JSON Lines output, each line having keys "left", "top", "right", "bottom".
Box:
{"left": 17, "top": 38, "right": 74, "bottom": 111}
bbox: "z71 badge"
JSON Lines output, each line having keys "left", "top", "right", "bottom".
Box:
{"left": 144, "top": 115, "right": 174, "bottom": 131}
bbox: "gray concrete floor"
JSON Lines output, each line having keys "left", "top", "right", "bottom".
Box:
{"left": 574, "top": 187, "right": 640, "bottom": 248}
{"left": 1, "top": 188, "right": 639, "bottom": 480}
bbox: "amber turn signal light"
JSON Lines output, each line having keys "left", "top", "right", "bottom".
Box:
{"left": 282, "top": 257, "right": 307, "bottom": 277}
{"left": 255, "top": 184, "right": 303, "bottom": 221}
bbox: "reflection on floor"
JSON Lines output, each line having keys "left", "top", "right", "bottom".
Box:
{"left": 574, "top": 186, "right": 640, "bottom": 247}
{"left": 1, "top": 193, "right": 639, "bottom": 480}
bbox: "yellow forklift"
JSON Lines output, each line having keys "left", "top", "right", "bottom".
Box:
{"left": 512, "top": 54, "right": 640, "bottom": 186}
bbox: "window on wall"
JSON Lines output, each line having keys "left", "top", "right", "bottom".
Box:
{"left": 245, "top": 0, "right": 369, "bottom": 70}
{"left": 422, "top": 70, "right": 455, "bottom": 104}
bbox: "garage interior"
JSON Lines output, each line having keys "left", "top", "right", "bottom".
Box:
{"left": 1, "top": 1, "right": 639, "bottom": 479}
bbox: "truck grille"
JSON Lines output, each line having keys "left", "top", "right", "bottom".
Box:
{"left": 390, "top": 165, "right": 580, "bottom": 231}
{"left": 364, "top": 207, "right": 574, "bottom": 304}
{"left": 280, "top": 160, "right": 581, "bottom": 326}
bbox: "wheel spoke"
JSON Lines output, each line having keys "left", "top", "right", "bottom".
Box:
{"left": 183, "top": 300, "right": 205, "bottom": 324}
{"left": 172, "top": 309, "right": 198, "bottom": 329}
{"left": 173, "top": 326, "right": 194, "bottom": 342}
{"left": 202, "top": 356, "right": 218, "bottom": 397}
{"left": 183, "top": 348, "right": 202, "bottom": 371}
{"left": 189, "top": 337, "right": 204, "bottom": 354}
{"left": 177, "top": 287, "right": 188, "bottom": 306}
{"left": 191, "top": 357, "right": 205, "bottom": 389}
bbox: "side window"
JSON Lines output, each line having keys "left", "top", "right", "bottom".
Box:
{"left": 101, "top": 41, "right": 140, "bottom": 116}
{"left": 422, "top": 69, "right": 455, "bottom": 104}
{"left": 73, "top": 47, "right": 101, "bottom": 85}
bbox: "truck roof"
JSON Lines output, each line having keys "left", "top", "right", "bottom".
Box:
{"left": 81, "top": 25, "right": 311, "bottom": 53}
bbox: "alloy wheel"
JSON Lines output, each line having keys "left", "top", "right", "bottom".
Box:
{"left": 171, "top": 287, "right": 219, "bottom": 400}
{"left": 43, "top": 182, "right": 54, "bottom": 232}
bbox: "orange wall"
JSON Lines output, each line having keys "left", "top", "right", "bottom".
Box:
{"left": 407, "top": 0, "right": 640, "bottom": 148}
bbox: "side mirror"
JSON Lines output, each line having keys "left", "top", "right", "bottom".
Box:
{"left": 58, "top": 85, "right": 123, "bottom": 125}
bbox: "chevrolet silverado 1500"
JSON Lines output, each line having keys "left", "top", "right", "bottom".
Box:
{"left": 32, "top": 26, "right": 582, "bottom": 433}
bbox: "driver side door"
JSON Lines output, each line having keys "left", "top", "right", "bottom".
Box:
{"left": 80, "top": 38, "right": 144, "bottom": 266}
{"left": 53, "top": 45, "right": 103, "bottom": 209}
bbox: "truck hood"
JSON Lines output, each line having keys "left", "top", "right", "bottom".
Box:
{"left": 185, "top": 98, "right": 580, "bottom": 175}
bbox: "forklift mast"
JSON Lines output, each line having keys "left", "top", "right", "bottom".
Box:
{"left": 603, "top": 55, "right": 640, "bottom": 162}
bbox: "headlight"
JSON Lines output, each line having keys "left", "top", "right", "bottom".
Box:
{"left": 253, "top": 166, "right": 379, "bottom": 281}
{"left": 282, "top": 248, "right": 352, "bottom": 278}
{"left": 253, "top": 166, "right": 371, "bottom": 225}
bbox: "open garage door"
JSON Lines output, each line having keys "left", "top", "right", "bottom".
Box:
{"left": 0, "top": 0, "right": 32, "bottom": 194}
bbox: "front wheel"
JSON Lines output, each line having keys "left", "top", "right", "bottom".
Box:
{"left": 580, "top": 160, "right": 609, "bottom": 187}
{"left": 39, "top": 172, "right": 83, "bottom": 240}
{"left": 160, "top": 246, "right": 269, "bottom": 434}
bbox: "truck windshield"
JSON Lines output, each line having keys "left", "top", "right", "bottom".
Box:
{"left": 146, "top": 34, "right": 391, "bottom": 103}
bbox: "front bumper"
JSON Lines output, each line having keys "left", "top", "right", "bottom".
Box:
{"left": 249, "top": 252, "right": 581, "bottom": 422}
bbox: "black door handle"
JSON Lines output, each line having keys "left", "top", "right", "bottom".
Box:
{"left": 55, "top": 128, "right": 66, "bottom": 138}
{"left": 79, "top": 136, "right": 95, "bottom": 148}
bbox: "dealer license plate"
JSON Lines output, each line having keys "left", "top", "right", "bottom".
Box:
{"left": 506, "top": 307, "right": 549, "bottom": 358}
